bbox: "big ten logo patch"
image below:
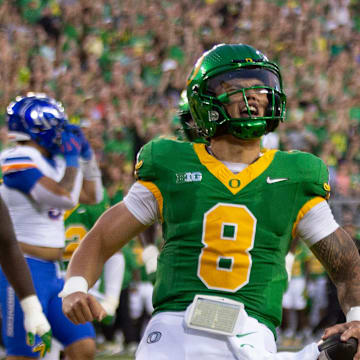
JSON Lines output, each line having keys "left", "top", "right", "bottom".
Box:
{"left": 176, "top": 172, "right": 202, "bottom": 184}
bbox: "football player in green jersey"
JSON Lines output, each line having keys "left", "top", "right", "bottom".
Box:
{"left": 61, "top": 44, "right": 360, "bottom": 360}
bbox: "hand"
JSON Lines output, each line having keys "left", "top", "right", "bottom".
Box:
{"left": 323, "top": 321, "right": 360, "bottom": 360}
{"left": 21, "top": 295, "right": 52, "bottom": 357}
{"left": 31, "top": 330, "right": 52, "bottom": 358}
{"left": 60, "top": 127, "right": 81, "bottom": 167}
{"left": 62, "top": 292, "right": 107, "bottom": 325}
{"left": 60, "top": 127, "right": 82, "bottom": 156}
{"left": 65, "top": 124, "right": 93, "bottom": 160}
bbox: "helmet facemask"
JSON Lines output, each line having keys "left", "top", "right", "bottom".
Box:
{"left": 203, "top": 68, "right": 286, "bottom": 139}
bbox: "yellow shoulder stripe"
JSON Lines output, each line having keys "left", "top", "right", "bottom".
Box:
{"left": 63, "top": 204, "right": 80, "bottom": 221}
{"left": 292, "top": 197, "right": 325, "bottom": 239}
{"left": 137, "top": 180, "right": 164, "bottom": 222}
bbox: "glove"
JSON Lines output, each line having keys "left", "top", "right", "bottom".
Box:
{"left": 60, "top": 127, "right": 81, "bottom": 167}
{"left": 318, "top": 333, "right": 358, "bottom": 360}
{"left": 65, "top": 124, "right": 93, "bottom": 161}
{"left": 20, "top": 295, "right": 52, "bottom": 357}
{"left": 99, "top": 295, "right": 119, "bottom": 325}
{"left": 142, "top": 244, "right": 159, "bottom": 275}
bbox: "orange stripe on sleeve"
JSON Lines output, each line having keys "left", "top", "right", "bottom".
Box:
{"left": 2, "top": 163, "right": 37, "bottom": 174}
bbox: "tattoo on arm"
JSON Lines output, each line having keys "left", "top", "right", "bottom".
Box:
{"left": 311, "top": 227, "right": 360, "bottom": 312}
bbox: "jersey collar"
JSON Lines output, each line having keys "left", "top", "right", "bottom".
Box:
{"left": 193, "top": 143, "right": 277, "bottom": 195}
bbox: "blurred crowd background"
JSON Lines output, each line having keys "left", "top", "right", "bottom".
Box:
{"left": 1, "top": 0, "right": 360, "bottom": 354}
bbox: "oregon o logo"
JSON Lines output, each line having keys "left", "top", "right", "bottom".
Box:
{"left": 147, "top": 331, "right": 162, "bottom": 344}
{"left": 229, "top": 179, "right": 241, "bottom": 188}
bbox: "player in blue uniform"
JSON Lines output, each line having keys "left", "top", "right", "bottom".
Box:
{"left": 0, "top": 194, "right": 51, "bottom": 356}
{"left": 0, "top": 93, "right": 102, "bottom": 359}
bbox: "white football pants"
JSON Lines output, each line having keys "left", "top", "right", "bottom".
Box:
{"left": 135, "top": 311, "right": 319, "bottom": 360}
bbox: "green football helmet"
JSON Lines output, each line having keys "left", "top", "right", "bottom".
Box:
{"left": 187, "top": 43, "right": 286, "bottom": 139}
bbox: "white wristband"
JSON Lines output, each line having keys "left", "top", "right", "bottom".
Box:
{"left": 346, "top": 306, "right": 360, "bottom": 322}
{"left": 20, "top": 295, "right": 43, "bottom": 315}
{"left": 58, "top": 276, "right": 88, "bottom": 298}
{"left": 80, "top": 156, "right": 101, "bottom": 180}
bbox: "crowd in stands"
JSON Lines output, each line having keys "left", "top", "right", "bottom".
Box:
{"left": 1, "top": 0, "right": 360, "bottom": 353}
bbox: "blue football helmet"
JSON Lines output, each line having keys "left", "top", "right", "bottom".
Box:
{"left": 6, "top": 93, "right": 67, "bottom": 155}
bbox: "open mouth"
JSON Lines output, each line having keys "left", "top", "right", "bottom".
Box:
{"left": 240, "top": 104, "right": 259, "bottom": 117}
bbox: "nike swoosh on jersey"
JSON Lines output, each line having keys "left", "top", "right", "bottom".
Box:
{"left": 266, "top": 176, "right": 288, "bottom": 184}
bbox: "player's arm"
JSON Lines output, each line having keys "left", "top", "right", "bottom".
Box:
{"left": 0, "top": 195, "right": 51, "bottom": 354}
{"left": 310, "top": 227, "right": 360, "bottom": 315}
{"left": 33, "top": 125, "right": 102, "bottom": 208}
{"left": 61, "top": 201, "right": 148, "bottom": 324}
{"left": 79, "top": 177, "right": 102, "bottom": 205}
{"left": 310, "top": 227, "right": 360, "bottom": 359}
{"left": 0, "top": 195, "right": 35, "bottom": 298}
{"left": 33, "top": 166, "right": 82, "bottom": 210}
{"left": 62, "top": 142, "right": 160, "bottom": 324}
{"left": 3, "top": 157, "right": 82, "bottom": 211}
{"left": 35, "top": 124, "right": 103, "bottom": 207}
{"left": 77, "top": 130, "right": 103, "bottom": 205}
{"left": 295, "top": 198, "right": 360, "bottom": 348}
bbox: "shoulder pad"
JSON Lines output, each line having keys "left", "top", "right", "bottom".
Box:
{"left": 1, "top": 145, "right": 40, "bottom": 162}
{"left": 279, "top": 151, "right": 330, "bottom": 199}
{"left": 134, "top": 137, "right": 189, "bottom": 181}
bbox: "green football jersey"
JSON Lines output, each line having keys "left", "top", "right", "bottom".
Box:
{"left": 63, "top": 190, "right": 111, "bottom": 267}
{"left": 135, "top": 137, "right": 330, "bottom": 335}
